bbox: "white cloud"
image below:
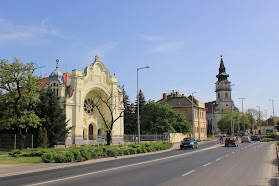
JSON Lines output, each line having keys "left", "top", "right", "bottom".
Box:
{"left": 0, "top": 18, "right": 63, "bottom": 42}
{"left": 138, "top": 34, "right": 165, "bottom": 41}
{"left": 85, "top": 42, "right": 118, "bottom": 62}
{"left": 138, "top": 33, "right": 187, "bottom": 53}
{"left": 150, "top": 41, "right": 186, "bottom": 53}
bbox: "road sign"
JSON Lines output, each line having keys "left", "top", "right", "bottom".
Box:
{"left": 219, "top": 137, "right": 223, "bottom": 143}
{"left": 97, "top": 136, "right": 105, "bottom": 143}
{"left": 266, "top": 129, "right": 273, "bottom": 134}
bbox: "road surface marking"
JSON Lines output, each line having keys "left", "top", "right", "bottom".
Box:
{"left": 203, "top": 163, "right": 211, "bottom": 167}
{"left": 182, "top": 170, "right": 195, "bottom": 176}
{"left": 216, "top": 158, "right": 222, "bottom": 161}
{"left": 254, "top": 147, "right": 257, "bottom": 148}
{"left": 231, "top": 152, "right": 235, "bottom": 154}
{"left": 29, "top": 144, "right": 221, "bottom": 186}
{"left": 241, "top": 148, "right": 244, "bottom": 149}
{"left": 237, "top": 150, "right": 240, "bottom": 152}
{"left": 225, "top": 154, "right": 229, "bottom": 157}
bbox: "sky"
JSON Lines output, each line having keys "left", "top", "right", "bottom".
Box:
{"left": 1, "top": 0, "right": 279, "bottom": 119}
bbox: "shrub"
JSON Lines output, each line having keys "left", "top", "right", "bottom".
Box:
{"left": 65, "top": 152, "right": 74, "bottom": 162}
{"left": 142, "top": 149, "right": 147, "bottom": 153}
{"left": 81, "top": 150, "right": 91, "bottom": 160}
{"left": 136, "top": 148, "right": 142, "bottom": 153}
{"left": 260, "top": 138, "right": 273, "bottom": 142}
{"left": 41, "top": 153, "right": 53, "bottom": 163}
{"left": 53, "top": 153, "right": 65, "bottom": 163}
{"left": 130, "top": 148, "right": 137, "bottom": 154}
{"left": 76, "top": 154, "right": 83, "bottom": 162}
{"left": 124, "top": 149, "right": 130, "bottom": 155}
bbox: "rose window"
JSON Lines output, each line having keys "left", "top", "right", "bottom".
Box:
{"left": 84, "top": 98, "right": 94, "bottom": 115}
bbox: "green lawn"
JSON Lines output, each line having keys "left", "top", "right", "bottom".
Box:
{"left": 0, "top": 156, "right": 43, "bottom": 164}
{"left": 0, "top": 149, "right": 12, "bottom": 155}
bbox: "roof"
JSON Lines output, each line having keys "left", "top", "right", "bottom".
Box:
{"left": 160, "top": 94, "right": 200, "bottom": 108}
{"left": 205, "top": 101, "right": 217, "bottom": 113}
{"left": 216, "top": 55, "right": 229, "bottom": 81}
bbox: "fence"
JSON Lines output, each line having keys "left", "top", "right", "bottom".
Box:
{"left": 58, "top": 134, "right": 170, "bottom": 146}
{"left": 0, "top": 134, "right": 34, "bottom": 150}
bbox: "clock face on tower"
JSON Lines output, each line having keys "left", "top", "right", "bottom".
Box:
{"left": 84, "top": 98, "right": 94, "bottom": 115}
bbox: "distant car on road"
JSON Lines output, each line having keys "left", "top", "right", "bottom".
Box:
{"left": 251, "top": 135, "right": 260, "bottom": 141}
{"left": 180, "top": 137, "right": 198, "bottom": 150}
{"left": 242, "top": 136, "right": 251, "bottom": 143}
{"left": 225, "top": 137, "right": 238, "bottom": 147}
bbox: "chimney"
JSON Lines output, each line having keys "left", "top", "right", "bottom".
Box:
{"left": 171, "top": 93, "right": 173, "bottom": 97}
{"left": 163, "top": 93, "right": 167, "bottom": 100}
{"left": 175, "top": 91, "right": 179, "bottom": 97}
{"left": 182, "top": 94, "right": 184, "bottom": 96}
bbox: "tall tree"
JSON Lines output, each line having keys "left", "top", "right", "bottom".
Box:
{"left": 36, "top": 87, "right": 70, "bottom": 147}
{"left": 135, "top": 89, "right": 146, "bottom": 118}
{"left": 122, "top": 86, "right": 136, "bottom": 134}
{"left": 0, "top": 58, "right": 43, "bottom": 149}
{"left": 92, "top": 89, "right": 124, "bottom": 145}
{"left": 141, "top": 101, "right": 192, "bottom": 134}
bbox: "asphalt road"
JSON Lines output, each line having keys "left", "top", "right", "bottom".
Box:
{"left": 0, "top": 141, "right": 277, "bottom": 186}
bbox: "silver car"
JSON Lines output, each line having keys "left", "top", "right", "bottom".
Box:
{"left": 242, "top": 136, "right": 251, "bottom": 143}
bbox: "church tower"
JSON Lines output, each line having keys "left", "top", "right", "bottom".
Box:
{"left": 215, "top": 55, "right": 232, "bottom": 112}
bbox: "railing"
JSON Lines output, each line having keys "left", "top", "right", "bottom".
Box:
{"left": 0, "top": 134, "right": 34, "bottom": 150}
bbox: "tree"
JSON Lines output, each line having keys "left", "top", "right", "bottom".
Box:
{"left": 36, "top": 87, "right": 70, "bottom": 147}
{"left": 0, "top": 58, "right": 43, "bottom": 149}
{"left": 217, "top": 110, "right": 249, "bottom": 135}
{"left": 37, "top": 127, "right": 48, "bottom": 148}
{"left": 135, "top": 89, "right": 146, "bottom": 119}
{"left": 92, "top": 89, "right": 124, "bottom": 145}
{"left": 122, "top": 86, "right": 136, "bottom": 134}
{"left": 141, "top": 101, "right": 192, "bottom": 134}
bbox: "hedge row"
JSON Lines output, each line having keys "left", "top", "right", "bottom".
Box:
{"left": 260, "top": 138, "right": 274, "bottom": 142}
{"left": 9, "top": 142, "right": 173, "bottom": 163}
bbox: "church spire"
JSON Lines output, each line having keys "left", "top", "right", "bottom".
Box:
{"left": 216, "top": 55, "right": 229, "bottom": 81}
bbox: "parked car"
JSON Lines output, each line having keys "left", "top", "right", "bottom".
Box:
{"left": 242, "top": 136, "right": 251, "bottom": 143}
{"left": 251, "top": 135, "right": 260, "bottom": 141}
{"left": 180, "top": 137, "right": 198, "bottom": 150}
{"left": 225, "top": 137, "right": 238, "bottom": 147}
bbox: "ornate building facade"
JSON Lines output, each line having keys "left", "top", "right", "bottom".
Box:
{"left": 45, "top": 56, "right": 124, "bottom": 145}
{"left": 205, "top": 56, "right": 237, "bottom": 134}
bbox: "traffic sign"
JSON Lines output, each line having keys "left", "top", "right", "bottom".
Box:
{"left": 266, "top": 129, "right": 273, "bottom": 134}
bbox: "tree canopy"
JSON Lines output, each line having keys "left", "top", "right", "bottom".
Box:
{"left": 0, "top": 58, "right": 43, "bottom": 149}
{"left": 141, "top": 100, "right": 192, "bottom": 134}
{"left": 36, "top": 87, "right": 70, "bottom": 147}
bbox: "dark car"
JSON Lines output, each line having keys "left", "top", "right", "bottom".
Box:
{"left": 180, "top": 137, "right": 198, "bottom": 150}
{"left": 225, "top": 137, "right": 238, "bottom": 147}
{"left": 251, "top": 135, "right": 260, "bottom": 141}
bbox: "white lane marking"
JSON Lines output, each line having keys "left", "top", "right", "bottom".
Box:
{"left": 231, "top": 152, "right": 235, "bottom": 154}
{"left": 29, "top": 144, "right": 221, "bottom": 186}
{"left": 203, "top": 163, "right": 211, "bottom": 167}
{"left": 237, "top": 150, "right": 240, "bottom": 152}
{"left": 241, "top": 148, "right": 244, "bottom": 149}
{"left": 216, "top": 158, "right": 222, "bottom": 161}
{"left": 254, "top": 147, "right": 257, "bottom": 148}
{"left": 225, "top": 154, "right": 229, "bottom": 157}
{"left": 182, "top": 170, "right": 195, "bottom": 176}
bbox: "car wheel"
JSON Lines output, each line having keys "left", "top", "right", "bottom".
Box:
{"left": 180, "top": 147, "right": 183, "bottom": 150}
{"left": 192, "top": 146, "right": 194, "bottom": 149}
{"left": 234, "top": 145, "right": 236, "bottom": 147}
{"left": 196, "top": 145, "right": 198, "bottom": 149}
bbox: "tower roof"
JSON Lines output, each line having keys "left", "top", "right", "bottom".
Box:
{"left": 216, "top": 55, "right": 229, "bottom": 81}
{"left": 48, "top": 59, "right": 64, "bottom": 84}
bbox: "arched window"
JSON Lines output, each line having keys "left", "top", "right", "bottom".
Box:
{"left": 89, "top": 124, "right": 93, "bottom": 140}
{"left": 225, "top": 92, "right": 228, "bottom": 98}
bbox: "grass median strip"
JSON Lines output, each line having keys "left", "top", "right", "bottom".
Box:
{"left": 0, "top": 156, "right": 42, "bottom": 164}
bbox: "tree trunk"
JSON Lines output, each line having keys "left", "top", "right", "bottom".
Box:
{"left": 106, "top": 132, "right": 112, "bottom": 145}
{"left": 19, "top": 128, "right": 27, "bottom": 150}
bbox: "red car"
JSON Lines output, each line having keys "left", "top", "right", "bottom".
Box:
{"left": 225, "top": 137, "right": 238, "bottom": 147}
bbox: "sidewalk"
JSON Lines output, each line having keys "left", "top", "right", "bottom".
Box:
{"left": 0, "top": 140, "right": 218, "bottom": 178}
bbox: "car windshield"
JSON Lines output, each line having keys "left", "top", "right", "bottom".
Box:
{"left": 183, "top": 138, "right": 191, "bottom": 141}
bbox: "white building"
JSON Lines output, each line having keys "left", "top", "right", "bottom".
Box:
{"left": 45, "top": 56, "right": 124, "bottom": 145}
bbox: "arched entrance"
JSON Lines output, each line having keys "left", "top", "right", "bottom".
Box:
{"left": 89, "top": 124, "right": 93, "bottom": 140}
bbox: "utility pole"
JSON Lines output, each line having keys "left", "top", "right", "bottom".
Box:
{"left": 231, "top": 100, "right": 234, "bottom": 136}
{"left": 269, "top": 99, "right": 275, "bottom": 134}
{"left": 191, "top": 92, "right": 197, "bottom": 139}
{"left": 256, "top": 106, "right": 261, "bottom": 136}
{"left": 239, "top": 98, "right": 246, "bottom": 135}
{"left": 264, "top": 110, "right": 268, "bottom": 131}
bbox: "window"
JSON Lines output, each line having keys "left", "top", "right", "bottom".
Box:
{"left": 225, "top": 92, "right": 228, "bottom": 98}
{"left": 84, "top": 98, "right": 95, "bottom": 115}
{"left": 218, "top": 93, "right": 220, "bottom": 98}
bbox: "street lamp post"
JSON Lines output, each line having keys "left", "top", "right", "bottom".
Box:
{"left": 137, "top": 66, "right": 150, "bottom": 143}
{"left": 230, "top": 84, "right": 235, "bottom": 137}
{"left": 269, "top": 99, "right": 275, "bottom": 134}
{"left": 191, "top": 92, "right": 197, "bottom": 139}
{"left": 239, "top": 98, "right": 246, "bottom": 135}
{"left": 211, "top": 103, "right": 215, "bottom": 137}
{"left": 264, "top": 110, "right": 268, "bottom": 131}
{"left": 257, "top": 106, "right": 261, "bottom": 135}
